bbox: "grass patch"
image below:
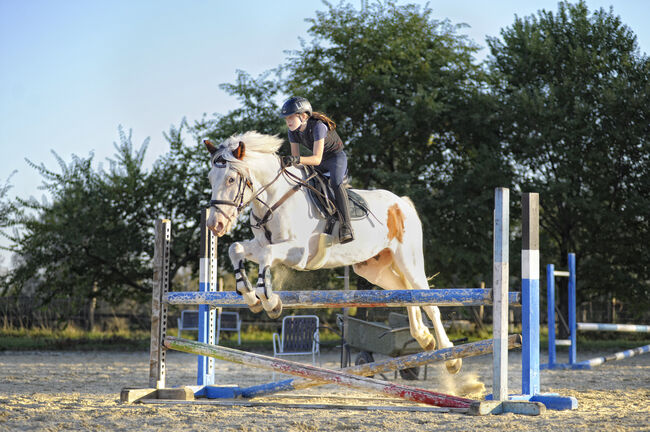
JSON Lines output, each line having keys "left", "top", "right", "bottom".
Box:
{"left": 0, "top": 325, "right": 342, "bottom": 352}
{"left": 2, "top": 324, "right": 647, "bottom": 353}
{"left": 0, "top": 326, "right": 150, "bottom": 351}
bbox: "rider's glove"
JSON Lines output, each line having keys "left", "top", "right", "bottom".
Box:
{"left": 282, "top": 155, "right": 301, "bottom": 167}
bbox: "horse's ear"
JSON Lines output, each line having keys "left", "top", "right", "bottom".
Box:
{"left": 204, "top": 139, "right": 218, "bottom": 155}
{"left": 233, "top": 141, "right": 246, "bottom": 160}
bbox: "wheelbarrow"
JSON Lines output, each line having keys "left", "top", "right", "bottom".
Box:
{"left": 337, "top": 312, "right": 437, "bottom": 380}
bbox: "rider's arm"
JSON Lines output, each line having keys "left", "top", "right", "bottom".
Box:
{"left": 298, "top": 138, "right": 324, "bottom": 166}
{"left": 290, "top": 142, "right": 300, "bottom": 157}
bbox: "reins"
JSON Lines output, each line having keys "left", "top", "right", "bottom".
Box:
{"left": 209, "top": 157, "right": 379, "bottom": 243}
{"left": 249, "top": 163, "right": 332, "bottom": 240}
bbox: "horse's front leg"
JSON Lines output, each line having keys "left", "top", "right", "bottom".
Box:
{"left": 254, "top": 241, "right": 309, "bottom": 319}
{"left": 229, "top": 240, "right": 263, "bottom": 313}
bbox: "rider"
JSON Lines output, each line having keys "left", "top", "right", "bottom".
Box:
{"left": 280, "top": 96, "right": 354, "bottom": 244}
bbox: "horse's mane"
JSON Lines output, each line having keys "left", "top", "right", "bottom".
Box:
{"left": 217, "top": 131, "right": 283, "bottom": 174}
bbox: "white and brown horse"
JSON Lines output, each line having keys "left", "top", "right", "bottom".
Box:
{"left": 205, "top": 131, "right": 460, "bottom": 373}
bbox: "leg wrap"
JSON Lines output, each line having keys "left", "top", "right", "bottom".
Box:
{"left": 255, "top": 266, "right": 280, "bottom": 311}
{"left": 235, "top": 261, "right": 261, "bottom": 309}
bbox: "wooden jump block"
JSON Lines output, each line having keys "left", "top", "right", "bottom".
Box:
{"left": 120, "top": 386, "right": 195, "bottom": 403}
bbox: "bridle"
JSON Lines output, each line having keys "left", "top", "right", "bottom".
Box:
{"left": 208, "top": 174, "right": 253, "bottom": 216}
{"left": 207, "top": 155, "right": 325, "bottom": 241}
{"left": 207, "top": 156, "right": 289, "bottom": 229}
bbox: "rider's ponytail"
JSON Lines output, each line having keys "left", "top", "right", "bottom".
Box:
{"left": 311, "top": 112, "right": 337, "bottom": 130}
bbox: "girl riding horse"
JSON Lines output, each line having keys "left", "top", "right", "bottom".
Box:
{"left": 280, "top": 96, "right": 354, "bottom": 244}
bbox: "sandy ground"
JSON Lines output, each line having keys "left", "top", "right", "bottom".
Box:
{"left": 1, "top": 347, "right": 649, "bottom": 432}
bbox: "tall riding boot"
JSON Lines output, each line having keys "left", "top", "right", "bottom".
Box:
{"left": 333, "top": 184, "right": 354, "bottom": 244}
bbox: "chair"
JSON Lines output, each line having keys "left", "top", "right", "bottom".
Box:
{"left": 272, "top": 315, "right": 320, "bottom": 378}
{"left": 177, "top": 310, "right": 199, "bottom": 337}
{"left": 216, "top": 311, "right": 242, "bottom": 345}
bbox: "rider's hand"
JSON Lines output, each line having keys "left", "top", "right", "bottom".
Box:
{"left": 282, "top": 155, "right": 301, "bottom": 167}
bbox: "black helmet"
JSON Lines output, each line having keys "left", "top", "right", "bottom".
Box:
{"left": 280, "top": 96, "right": 312, "bottom": 117}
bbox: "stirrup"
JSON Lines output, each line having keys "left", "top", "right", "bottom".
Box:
{"left": 339, "top": 224, "right": 354, "bottom": 244}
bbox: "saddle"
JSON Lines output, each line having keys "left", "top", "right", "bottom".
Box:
{"left": 300, "top": 166, "right": 369, "bottom": 232}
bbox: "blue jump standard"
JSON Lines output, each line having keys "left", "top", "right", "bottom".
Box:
{"left": 165, "top": 288, "right": 522, "bottom": 308}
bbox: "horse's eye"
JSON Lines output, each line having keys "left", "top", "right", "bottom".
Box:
{"left": 228, "top": 177, "right": 236, "bottom": 184}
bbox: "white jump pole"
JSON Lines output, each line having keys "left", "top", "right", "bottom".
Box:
{"left": 492, "top": 187, "right": 509, "bottom": 401}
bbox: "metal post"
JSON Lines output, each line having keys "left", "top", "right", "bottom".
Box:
{"left": 521, "top": 193, "right": 540, "bottom": 395}
{"left": 568, "top": 253, "right": 577, "bottom": 365}
{"left": 149, "top": 218, "right": 171, "bottom": 389}
{"left": 492, "top": 187, "right": 509, "bottom": 401}
{"left": 197, "top": 209, "right": 217, "bottom": 386}
{"left": 547, "top": 264, "right": 556, "bottom": 367}
{"left": 342, "top": 266, "right": 350, "bottom": 368}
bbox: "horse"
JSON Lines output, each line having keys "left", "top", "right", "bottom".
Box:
{"left": 204, "top": 131, "right": 461, "bottom": 374}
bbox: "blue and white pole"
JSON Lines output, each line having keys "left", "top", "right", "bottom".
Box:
{"left": 521, "top": 193, "right": 540, "bottom": 396}
{"left": 197, "top": 208, "right": 217, "bottom": 386}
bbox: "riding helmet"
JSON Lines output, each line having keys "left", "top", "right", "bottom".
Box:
{"left": 280, "top": 96, "right": 312, "bottom": 117}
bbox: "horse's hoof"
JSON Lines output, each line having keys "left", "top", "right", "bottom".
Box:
{"left": 423, "top": 335, "right": 436, "bottom": 351}
{"left": 445, "top": 358, "right": 462, "bottom": 374}
{"left": 267, "top": 301, "right": 283, "bottom": 319}
{"left": 249, "top": 300, "right": 263, "bottom": 314}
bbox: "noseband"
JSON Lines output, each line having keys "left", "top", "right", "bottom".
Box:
{"left": 208, "top": 174, "right": 252, "bottom": 215}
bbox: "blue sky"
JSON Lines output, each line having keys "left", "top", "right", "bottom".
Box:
{"left": 0, "top": 0, "right": 648, "bottom": 262}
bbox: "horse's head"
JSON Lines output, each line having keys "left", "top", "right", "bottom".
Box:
{"left": 204, "top": 137, "right": 253, "bottom": 237}
{"left": 204, "top": 131, "right": 285, "bottom": 237}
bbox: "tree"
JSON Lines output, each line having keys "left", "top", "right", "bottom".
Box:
{"left": 276, "top": 1, "right": 510, "bottom": 286}
{"left": 2, "top": 129, "right": 174, "bottom": 307}
{"left": 487, "top": 1, "right": 650, "bottom": 311}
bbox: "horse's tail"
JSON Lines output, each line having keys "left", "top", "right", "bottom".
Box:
{"left": 400, "top": 196, "right": 416, "bottom": 209}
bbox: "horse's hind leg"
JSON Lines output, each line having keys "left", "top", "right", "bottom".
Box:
{"left": 391, "top": 247, "right": 462, "bottom": 374}
{"left": 422, "top": 305, "right": 462, "bottom": 374}
{"left": 352, "top": 250, "right": 435, "bottom": 351}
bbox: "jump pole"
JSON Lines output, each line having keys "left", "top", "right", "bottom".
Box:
{"left": 571, "top": 344, "right": 650, "bottom": 369}
{"left": 165, "top": 289, "right": 522, "bottom": 308}
{"left": 578, "top": 323, "right": 650, "bottom": 332}
{"left": 206, "top": 335, "right": 523, "bottom": 399}
{"left": 164, "top": 336, "right": 474, "bottom": 409}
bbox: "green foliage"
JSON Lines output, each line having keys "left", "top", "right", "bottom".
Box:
{"left": 278, "top": 1, "right": 509, "bottom": 285}
{"left": 2, "top": 129, "right": 152, "bottom": 305}
{"left": 487, "top": 1, "right": 650, "bottom": 308}
{"left": 0, "top": 172, "right": 17, "bottom": 230}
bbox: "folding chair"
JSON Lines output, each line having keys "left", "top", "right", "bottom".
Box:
{"left": 216, "top": 311, "right": 242, "bottom": 345}
{"left": 272, "top": 315, "right": 320, "bottom": 378}
{"left": 177, "top": 310, "right": 199, "bottom": 337}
